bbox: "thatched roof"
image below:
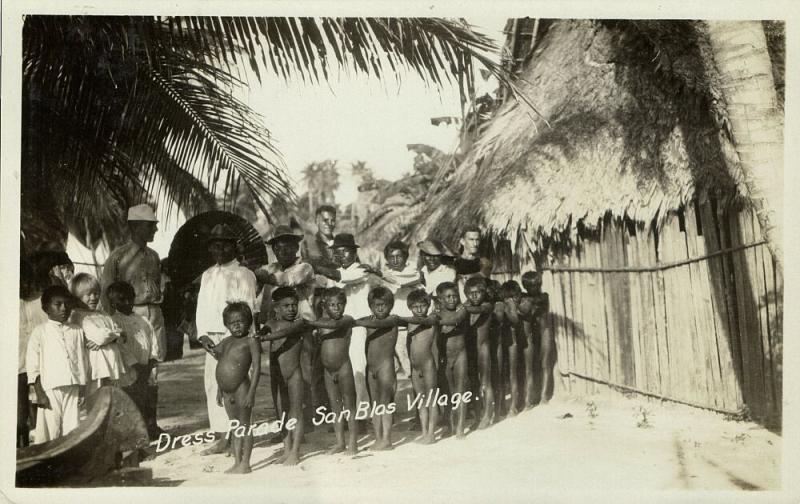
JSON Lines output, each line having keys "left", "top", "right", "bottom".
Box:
{"left": 415, "top": 19, "right": 746, "bottom": 250}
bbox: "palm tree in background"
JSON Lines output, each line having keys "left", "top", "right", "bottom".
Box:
{"left": 301, "top": 160, "right": 340, "bottom": 217}
{"left": 22, "top": 16, "right": 519, "bottom": 252}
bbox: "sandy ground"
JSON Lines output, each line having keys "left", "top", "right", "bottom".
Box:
{"left": 126, "top": 345, "right": 780, "bottom": 498}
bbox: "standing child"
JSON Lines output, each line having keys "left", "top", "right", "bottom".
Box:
{"left": 434, "top": 282, "right": 470, "bottom": 438}
{"left": 305, "top": 287, "right": 359, "bottom": 455}
{"left": 355, "top": 287, "right": 399, "bottom": 451}
{"left": 400, "top": 290, "right": 440, "bottom": 444}
{"left": 258, "top": 287, "right": 308, "bottom": 466}
{"left": 107, "top": 281, "right": 158, "bottom": 425}
{"left": 205, "top": 302, "right": 261, "bottom": 474}
{"left": 487, "top": 280, "right": 508, "bottom": 419}
{"left": 26, "top": 285, "right": 88, "bottom": 443}
{"left": 69, "top": 273, "right": 128, "bottom": 393}
{"left": 500, "top": 280, "right": 525, "bottom": 416}
{"left": 521, "top": 271, "right": 554, "bottom": 404}
{"left": 462, "top": 277, "right": 496, "bottom": 428}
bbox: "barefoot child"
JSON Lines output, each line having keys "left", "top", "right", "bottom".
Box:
{"left": 462, "top": 277, "right": 496, "bottom": 428}
{"left": 521, "top": 271, "right": 553, "bottom": 404}
{"left": 434, "top": 282, "right": 470, "bottom": 438}
{"left": 206, "top": 303, "right": 260, "bottom": 474}
{"left": 400, "top": 290, "right": 440, "bottom": 444}
{"left": 500, "top": 280, "right": 524, "bottom": 416}
{"left": 107, "top": 281, "right": 157, "bottom": 423}
{"left": 26, "top": 285, "right": 88, "bottom": 444}
{"left": 305, "top": 287, "right": 359, "bottom": 455}
{"left": 258, "top": 287, "right": 307, "bottom": 465}
{"left": 355, "top": 287, "right": 399, "bottom": 451}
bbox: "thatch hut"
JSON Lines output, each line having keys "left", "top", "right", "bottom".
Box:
{"left": 416, "top": 19, "right": 783, "bottom": 424}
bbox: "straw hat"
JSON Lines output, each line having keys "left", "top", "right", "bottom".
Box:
{"left": 127, "top": 204, "right": 158, "bottom": 222}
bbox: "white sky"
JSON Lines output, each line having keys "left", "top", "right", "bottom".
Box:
{"left": 242, "top": 16, "right": 507, "bottom": 205}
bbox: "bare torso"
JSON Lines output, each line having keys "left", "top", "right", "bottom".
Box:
{"left": 365, "top": 324, "right": 398, "bottom": 371}
{"left": 318, "top": 322, "right": 352, "bottom": 371}
{"left": 216, "top": 336, "right": 254, "bottom": 393}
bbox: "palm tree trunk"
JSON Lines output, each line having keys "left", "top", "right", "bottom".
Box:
{"left": 702, "top": 21, "right": 784, "bottom": 274}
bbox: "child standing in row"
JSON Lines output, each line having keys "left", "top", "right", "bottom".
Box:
{"left": 26, "top": 285, "right": 88, "bottom": 443}
{"left": 259, "top": 287, "right": 308, "bottom": 466}
{"left": 402, "top": 290, "right": 439, "bottom": 444}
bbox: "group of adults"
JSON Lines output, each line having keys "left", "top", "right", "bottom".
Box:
{"left": 18, "top": 202, "right": 492, "bottom": 451}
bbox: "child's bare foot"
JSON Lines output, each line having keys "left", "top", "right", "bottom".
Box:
{"left": 508, "top": 407, "right": 519, "bottom": 417}
{"left": 224, "top": 464, "right": 251, "bottom": 474}
{"left": 327, "top": 443, "right": 346, "bottom": 455}
{"left": 200, "top": 438, "right": 229, "bottom": 456}
{"left": 418, "top": 433, "right": 436, "bottom": 444}
{"left": 456, "top": 430, "right": 466, "bottom": 440}
{"left": 371, "top": 439, "right": 392, "bottom": 451}
{"left": 345, "top": 446, "right": 358, "bottom": 456}
{"left": 283, "top": 453, "right": 300, "bottom": 466}
{"left": 477, "top": 416, "right": 492, "bottom": 429}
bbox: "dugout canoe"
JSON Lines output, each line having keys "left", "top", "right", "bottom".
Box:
{"left": 16, "top": 386, "right": 149, "bottom": 487}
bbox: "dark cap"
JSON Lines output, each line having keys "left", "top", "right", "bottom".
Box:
{"left": 207, "top": 223, "right": 238, "bottom": 244}
{"left": 329, "top": 233, "right": 360, "bottom": 249}
{"left": 266, "top": 225, "right": 304, "bottom": 245}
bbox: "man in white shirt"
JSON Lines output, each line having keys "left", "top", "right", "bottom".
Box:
{"left": 329, "top": 234, "right": 381, "bottom": 410}
{"left": 418, "top": 240, "right": 458, "bottom": 305}
{"left": 196, "top": 224, "right": 257, "bottom": 455}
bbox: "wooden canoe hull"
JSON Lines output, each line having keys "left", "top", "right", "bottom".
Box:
{"left": 16, "top": 386, "right": 149, "bottom": 487}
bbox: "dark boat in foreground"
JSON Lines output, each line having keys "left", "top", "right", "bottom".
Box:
{"left": 16, "top": 386, "right": 149, "bottom": 487}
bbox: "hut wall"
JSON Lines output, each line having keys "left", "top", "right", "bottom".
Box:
{"left": 501, "top": 200, "right": 782, "bottom": 423}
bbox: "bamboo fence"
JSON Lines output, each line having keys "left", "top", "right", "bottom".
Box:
{"left": 493, "top": 199, "right": 782, "bottom": 423}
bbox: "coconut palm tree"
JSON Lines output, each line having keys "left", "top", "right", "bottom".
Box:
{"left": 22, "top": 16, "right": 520, "bottom": 251}
{"left": 699, "top": 21, "right": 784, "bottom": 273}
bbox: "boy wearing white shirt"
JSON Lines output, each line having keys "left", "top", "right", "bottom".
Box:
{"left": 26, "top": 285, "right": 88, "bottom": 444}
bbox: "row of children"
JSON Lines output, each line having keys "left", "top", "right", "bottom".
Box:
{"left": 208, "top": 267, "right": 551, "bottom": 473}
{"left": 24, "top": 275, "right": 160, "bottom": 444}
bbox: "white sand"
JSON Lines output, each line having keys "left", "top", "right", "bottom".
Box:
{"left": 137, "top": 347, "right": 780, "bottom": 498}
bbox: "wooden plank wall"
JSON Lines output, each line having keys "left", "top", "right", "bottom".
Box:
{"left": 545, "top": 201, "right": 782, "bottom": 423}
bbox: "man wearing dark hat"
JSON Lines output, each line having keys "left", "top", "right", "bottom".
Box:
{"left": 101, "top": 203, "right": 165, "bottom": 439}
{"left": 196, "top": 223, "right": 257, "bottom": 454}
{"left": 255, "top": 225, "right": 322, "bottom": 429}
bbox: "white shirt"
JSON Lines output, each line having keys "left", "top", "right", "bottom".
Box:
{"left": 19, "top": 297, "right": 48, "bottom": 374}
{"left": 112, "top": 312, "right": 156, "bottom": 366}
{"left": 381, "top": 262, "right": 423, "bottom": 317}
{"left": 421, "top": 264, "right": 458, "bottom": 297}
{"left": 336, "top": 262, "right": 379, "bottom": 318}
{"left": 196, "top": 259, "right": 257, "bottom": 336}
{"left": 69, "top": 309, "right": 127, "bottom": 380}
{"left": 26, "top": 319, "right": 88, "bottom": 390}
{"left": 257, "top": 259, "right": 316, "bottom": 320}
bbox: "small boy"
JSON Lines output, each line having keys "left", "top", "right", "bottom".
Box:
{"left": 462, "top": 277, "right": 496, "bottom": 428}
{"left": 305, "top": 287, "right": 359, "bottom": 455}
{"left": 500, "top": 280, "right": 524, "bottom": 416}
{"left": 400, "top": 290, "right": 440, "bottom": 444}
{"left": 258, "top": 287, "right": 307, "bottom": 465}
{"left": 107, "top": 281, "right": 157, "bottom": 427}
{"left": 433, "top": 282, "right": 469, "bottom": 438}
{"left": 357, "top": 287, "right": 399, "bottom": 450}
{"left": 26, "top": 285, "right": 88, "bottom": 444}
{"left": 521, "top": 271, "right": 553, "bottom": 405}
{"left": 206, "top": 303, "right": 261, "bottom": 474}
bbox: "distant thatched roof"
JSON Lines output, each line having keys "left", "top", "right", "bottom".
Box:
{"left": 415, "top": 19, "right": 746, "bottom": 249}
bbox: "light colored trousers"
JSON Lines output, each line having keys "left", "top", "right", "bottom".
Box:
{"left": 33, "top": 384, "right": 80, "bottom": 444}
{"left": 204, "top": 332, "right": 230, "bottom": 433}
{"left": 348, "top": 327, "right": 369, "bottom": 409}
